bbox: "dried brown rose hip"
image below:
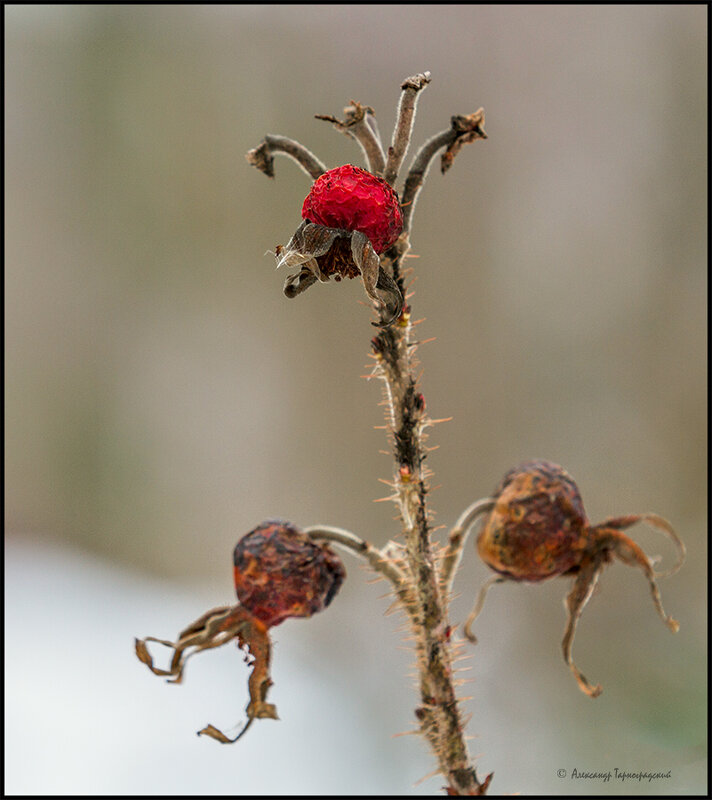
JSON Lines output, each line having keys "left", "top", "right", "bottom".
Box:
{"left": 275, "top": 164, "right": 404, "bottom": 327}
{"left": 135, "top": 520, "right": 345, "bottom": 743}
{"left": 476, "top": 460, "right": 588, "bottom": 582}
{"left": 465, "top": 460, "right": 685, "bottom": 697}
{"left": 233, "top": 520, "right": 346, "bottom": 629}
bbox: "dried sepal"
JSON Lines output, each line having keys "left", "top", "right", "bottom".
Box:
{"left": 561, "top": 558, "right": 605, "bottom": 697}
{"left": 352, "top": 230, "right": 404, "bottom": 326}
{"left": 135, "top": 604, "right": 278, "bottom": 743}
{"left": 276, "top": 221, "right": 403, "bottom": 327}
{"left": 198, "top": 616, "right": 278, "bottom": 744}
{"left": 563, "top": 522, "right": 680, "bottom": 698}
{"left": 135, "top": 605, "right": 238, "bottom": 683}
{"left": 596, "top": 513, "right": 686, "bottom": 578}
{"left": 462, "top": 575, "right": 506, "bottom": 645}
{"left": 277, "top": 220, "right": 346, "bottom": 280}
{"left": 593, "top": 526, "right": 680, "bottom": 633}
{"left": 440, "top": 110, "right": 488, "bottom": 174}
{"left": 283, "top": 268, "right": 317, "bottom": 298}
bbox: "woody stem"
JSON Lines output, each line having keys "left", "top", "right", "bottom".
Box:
{"left": 245, "top": 135, "right": 327, "bottom": 180}
{"left": 440, "top": 498, "right": 495, "bottom": 600}
{"left": 401, "top": 109, "right": 487, "bottom": 233}
{"left": 371, "top": 257, "right": 487, "bottom": 795}
{"left": 315, "top": 102, "right": 386, "bottom": 177}
{"left": 384, "top": 72, "right": 432, "bottom": 185}
{"left": 305, "top": 525, "right": 414, "bottom": 612}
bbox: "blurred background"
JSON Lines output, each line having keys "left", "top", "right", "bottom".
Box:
{"left": 5, "top": 4, "right": 706, "bottom": 795}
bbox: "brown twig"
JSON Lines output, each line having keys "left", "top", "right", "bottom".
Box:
{"left": 401, "top": 110, "right": 487, "bottom": 232}
{"left": 384, "top": 72, "right": 432, "bottom": 185}
{"left": 440, "top": 498, "right": 495, "bottom": 600}
{"left": 315, "top": 100, "right": 386, "bottom": 177}
{"left": 305, "top": 525, "right": 415, "bottom": 613}
{"left": 246, "top": 134, "right": 326, "bottom": 180}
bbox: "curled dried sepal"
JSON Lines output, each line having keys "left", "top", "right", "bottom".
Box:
{"left": 400, "top": 108, "right": 487, "bottom": 233}
{"left": 562, "top": 525, "right": 680, "bottom": 699}
{"left": 246, "top": 135, "right": 326, "bottom": 181}
{"left": 561, "top": 558, "right": 605, "bottom": 697}
{"left": 277, "top": 220, "right": 404, "bottom": 327}
{"left": 593, "top": 526, "right": 680, "bottom": 633}
{"left": 596, "top": 513, "right": 686, "bottom": 579}
{"left": 463, "top": 575, "right": 506, "bottom": 645}
{"left": 441, "top": 111, "right": 488, "bottom": 174}
{"left": 135, "top": 604, "right": 277, "bottom": 743}
{"left": 199, "top": 615, "right": 278, "bottom": 743}
{"left": 135, "top": 605, "right": 241, "bottom": 683}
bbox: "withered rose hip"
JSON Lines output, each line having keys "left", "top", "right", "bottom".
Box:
{"left": 477, "top": 460, "right": 589, "bottom": 582}
{"left": 466, "top": 459, "right": 685, "bottom": 698}
{"left": 276, "top": 165, "right": 405, "bottom": 327}
{"left": 234, "top": 520, "right": 346, "bottom": 628}
{"left": 136, "top": 519, "right": 347, "bottom": 745}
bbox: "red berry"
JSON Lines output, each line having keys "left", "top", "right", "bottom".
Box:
{"left": 233, "top": 520, "right": 346, "bottom": 628}
{"left": 301, "top": 165, "right": 403, "bottom": 254}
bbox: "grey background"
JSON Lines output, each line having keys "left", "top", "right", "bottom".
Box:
{"left": 5, "top": 4, "right": 706, "bottom": 794}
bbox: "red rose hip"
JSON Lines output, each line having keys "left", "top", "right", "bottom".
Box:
{"left": 276, "top": 165, "right": 405, "bottom": 326}
{"left": 302, "top": 164, "right": 403, "bottom": 254}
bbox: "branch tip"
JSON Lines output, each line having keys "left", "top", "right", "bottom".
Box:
{"left": 245, "top": 135, "right": 326, "bottom": 181}
{"left": 401, "top": 107, "right": 487, "bottom": 231}
{"left": 315, "top": 99, "right": 386, "bottom": 176}
{"left": 384, "top": 71, "right": 432, "bottom": 185}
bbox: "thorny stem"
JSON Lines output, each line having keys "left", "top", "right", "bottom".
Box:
{"left": 245, "top": 134, "right": 326, "bottom": 181}
{"left": 367, "top": 80, "right": 490, "bottom": 794}
{"left": 371, "top": 280, "right": 489, "bottom": 795}
{"left": 384, "top": 72, "right": 432, "bottom": 185}
{"left": 315, "top": 101, "right": 387, "bottom": 177}
{"left": 246, "top": 72, "right": 490, "bottom": 795}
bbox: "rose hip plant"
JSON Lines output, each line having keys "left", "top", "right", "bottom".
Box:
{"left": 135, "top": 72, "right": 685, "bottom": 795}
